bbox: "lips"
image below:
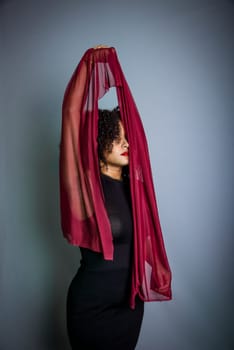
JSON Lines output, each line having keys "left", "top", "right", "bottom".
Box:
{"left": 121, "top": 152, "right": 129, "bottom": 156}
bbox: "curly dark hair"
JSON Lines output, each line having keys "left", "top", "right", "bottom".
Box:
{"left": 97, "top": 106, "right": 121, "bottom": 165}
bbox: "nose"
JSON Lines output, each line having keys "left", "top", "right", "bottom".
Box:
{"left": 123, "top": 139, "right": 129, "bottom": 148}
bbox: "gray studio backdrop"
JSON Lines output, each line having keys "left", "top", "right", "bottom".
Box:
{"left": 0, "top": 0, "right": 233, "bottom": 349}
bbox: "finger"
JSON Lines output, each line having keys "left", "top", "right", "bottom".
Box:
{"left": 93, "top": 44, "right": 109, "bottom": 49}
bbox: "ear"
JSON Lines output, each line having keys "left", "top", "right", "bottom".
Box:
{"left": 99, "top": 159, "right": 105, "bottom": 168}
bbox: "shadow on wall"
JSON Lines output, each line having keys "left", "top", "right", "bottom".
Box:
{"left": 27, "top": 92, "right": 80, "bottom": 350}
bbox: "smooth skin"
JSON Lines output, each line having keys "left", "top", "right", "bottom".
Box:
{"left": 100, "top": 121, "right": 129, "bottom": 181}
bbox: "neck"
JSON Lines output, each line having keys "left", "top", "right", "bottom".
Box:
{"left": 100, "top": 166, "right": 123, "bottom": 181}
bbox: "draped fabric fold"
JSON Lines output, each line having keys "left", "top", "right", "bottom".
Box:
{"left": 59, "top": 47, "right": 172, "bottom": 308}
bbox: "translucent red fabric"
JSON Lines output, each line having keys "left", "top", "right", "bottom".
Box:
{"left": 59, "top": 47, "right": 172, "bottom": 308}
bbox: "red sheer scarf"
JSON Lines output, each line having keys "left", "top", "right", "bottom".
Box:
{"left": 59, "top": 47, "right": 172, "bottom": 308}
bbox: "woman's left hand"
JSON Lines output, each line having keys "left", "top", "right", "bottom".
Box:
{"left": 93, "top": 44, "right": 109, "bottom": 49}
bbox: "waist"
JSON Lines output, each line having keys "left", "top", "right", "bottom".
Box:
{"left": 70, "top": 266, "right": 132, "bottom": 303}
{"left": 80, "top": 243, "right": 133, "bottom": 271}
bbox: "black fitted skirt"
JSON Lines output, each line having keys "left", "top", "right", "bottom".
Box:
{"left": 66, "top": 267, "right": 144, "bottom": 350}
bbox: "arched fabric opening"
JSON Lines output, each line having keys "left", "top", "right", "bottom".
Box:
{"left": 59, "top": 47, "right": 172, "bottom": 308}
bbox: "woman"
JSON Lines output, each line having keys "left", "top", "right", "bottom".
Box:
{"left": 59, "top": 46, "right": 172, "bottom": 350}
{"left": 66, "top": 107, "right": 144, "bottom": 350}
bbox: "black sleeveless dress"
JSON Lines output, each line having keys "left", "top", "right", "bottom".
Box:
{"left": 66, "top": 173, "right": 144, "bottom": 350}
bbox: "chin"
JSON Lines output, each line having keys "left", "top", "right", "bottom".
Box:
{"left": 122, "top": 160, "right": 129, "bottom": 166}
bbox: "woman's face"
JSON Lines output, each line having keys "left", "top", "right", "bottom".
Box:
{"left": 103, "top": 121, "right": 129, "bottom": 168}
